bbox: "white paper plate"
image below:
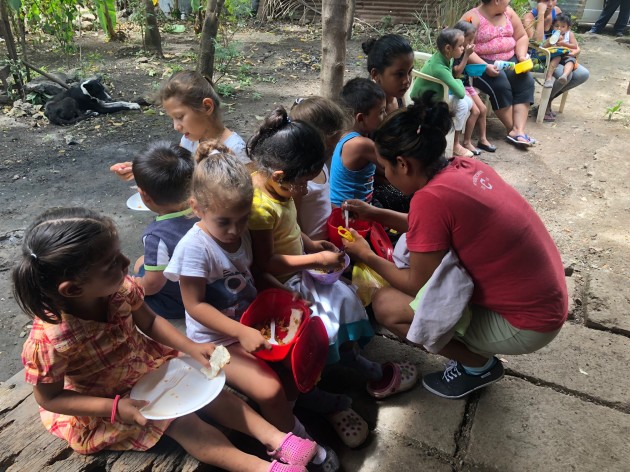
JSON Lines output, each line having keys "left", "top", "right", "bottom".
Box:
{"left": 130, "top": 357, "right": 225, "bottom": 420}
{"left": 126, "top": 192, "right": 151, "bottom": 212}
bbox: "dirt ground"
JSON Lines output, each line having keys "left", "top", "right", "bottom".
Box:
{"left": 0, "top": 22, "right": 629, "bottom": 382}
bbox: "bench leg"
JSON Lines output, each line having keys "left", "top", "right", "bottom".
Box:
{"left": 537, "top": 86, "right": 552, "bottom": 124}
{"left": 558, "top": 91, "right": 569, "bottom": 114}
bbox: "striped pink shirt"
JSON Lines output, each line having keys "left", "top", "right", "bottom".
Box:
{"left": 474, "top": 8, "right": 516, "bottom": 62}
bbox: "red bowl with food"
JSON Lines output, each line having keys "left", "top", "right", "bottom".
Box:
{"left": 240, "top": 289, "right": 310, "bottom": 362}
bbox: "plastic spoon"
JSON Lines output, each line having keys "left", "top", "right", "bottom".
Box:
{"left": 268, "top": 319, "right": 279, "bottom": 345}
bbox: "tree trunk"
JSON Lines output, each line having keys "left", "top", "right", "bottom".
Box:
{"left": 345, "top": 0, "right": 355, "bottom": 40}
{"left": 321, "top": 0, "right": 348, "bottom": 101}
{"left": 197, "top": 0, "right": 225, "bottom": 83}
{"left": 144, "top": 0, "right": 164, "bottom": 57}
{"left": 0, "top": 0, "right": 25, "bottom": 98}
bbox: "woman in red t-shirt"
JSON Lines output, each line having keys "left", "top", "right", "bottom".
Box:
{"left": 342, "top": 92, "right": 567, "bottom": 399}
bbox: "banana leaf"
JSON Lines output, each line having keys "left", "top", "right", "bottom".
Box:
{"left": 93, "top": 0, "right": 116, "bottom": 35}
{"left": 8, "top": 0, "right": 21, "bottom": 10}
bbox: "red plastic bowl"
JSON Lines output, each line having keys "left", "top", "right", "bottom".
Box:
{"left": 327, "top": 207, "right": 371, "bottom": 249}
{"left": 240, "top": 289, "right": 310, "bottom": 362}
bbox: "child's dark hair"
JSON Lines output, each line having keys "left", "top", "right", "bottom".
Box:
{"left": 362, "top": 34, "right": 413, "bottom": 74}
{"left": 340, "top": 78, "right": 386, "bottom": 116}
{"left": 247, "top": 106, "right": 326, "bottom": 182}
{"left": 437, "top": 28, "right": 464, "bottom": 53}
{"left": 193, "top": 140, "right": 253, "bottom": 210}
{"left": 159, "top": 70, "right": 222, "bottom": 118}
{"left": 290, "top": 96, "right": 351, "bottom": 137}
{"left": 12, "top": 208, "right": 118, "bottom": 324}
{"left": 133, "top": 141, "right": 194, "bottom": 206}
{"left": 373, "top": 91, "right": 452, "bottom": 180}
{"left": 554, "top": 13, "right": 572, "bottom": 27}
{"left": 453, "top": 20, "right": 477, "bottom": 37}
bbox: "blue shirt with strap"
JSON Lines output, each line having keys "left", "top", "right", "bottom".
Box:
{"left": 329, "top": 132, "right": 376, "bottom": 206}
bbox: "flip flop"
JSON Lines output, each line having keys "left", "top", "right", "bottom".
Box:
{"left": 366, "top": 361, "right": 418, "bottom": 399}
{"left": 325, "top": 408, "right": 368, "bottom": 448}
{"left": 544, "top": 111, "right": 556, "bottom": 122}
{"left": 465, "top": 147, "right": 482, "bottom": 156}
{"left": 506, "top": 134, "right": 534, "bottom": 147}
{"left": 477, "top": 142, "right": 496, "bottom": 152}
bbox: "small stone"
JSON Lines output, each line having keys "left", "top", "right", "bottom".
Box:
{"left": 12, "top": 174, "right": 19, "bottom": 180}
{"left": 19, "top": 331, "right": 26, "bottom": 338}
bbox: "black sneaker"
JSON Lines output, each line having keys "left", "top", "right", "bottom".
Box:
{"left": 586, "top": 27, "right": 600, "bottom": 34}
{"left": 422, "top": 358, "right": 504, "bottom": 399}
{"left": 614, "top": 31, "right": 625, "bottom": 37}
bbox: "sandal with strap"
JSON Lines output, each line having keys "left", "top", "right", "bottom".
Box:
{"left": 268, "top": 461, "right": 307, "bottom": 472}
{"left": 325, "top": 408, "right": 369, "bottom": 448}
{"left": 366, "top": 361, "right": 418, "bottom": 399}
{"left": 268, "top": 433, "right": 317, "bottom": 466}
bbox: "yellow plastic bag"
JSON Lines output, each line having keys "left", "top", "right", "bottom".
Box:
{"left": 352, "top": 263, "right": 389, "bottom": 307}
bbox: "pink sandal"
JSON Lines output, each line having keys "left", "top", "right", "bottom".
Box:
{"left": 268, "top": 461, "right": 307, "bottom": 472}
{"left": 268, "top": 433, "right": 317, "bottom": 466}
{"left": 366, "top": 361, "right": 418, "bottom": 399}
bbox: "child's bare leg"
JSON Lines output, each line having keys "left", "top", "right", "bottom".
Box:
{"left": 371, "top": 287, "right": 414, "bottom": 339}
{"left": 545, "top": 56, "right": 561, "bottom": 83}
{"left": 557, "top": 62, "right": 573, "bottom": 85}
{"left": 165, "top": 412, "right": 271, "bottom": 472}
{"left": 200, "top": 389, "right": 287, "bottom": 452}
{"left": 225, "top": 344, "right": 295, "bottom": 432}
{"left": 453, "top": 130, "right": 469, "bottom": 156}
{"left": 472, "top": 95, "right": 492, "bottom": 147}
{"left": 462, "top": 102, "right": 481, "bottom": 152}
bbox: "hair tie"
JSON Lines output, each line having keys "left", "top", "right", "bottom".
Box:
{"left": 210, "top": 149, "right": 221, "bottom": 156}
{"left": 293, "top": 97, "right": 305, "bottom": 106}
{"left": 286, "top": 117, "right": 292, "bottom": 124}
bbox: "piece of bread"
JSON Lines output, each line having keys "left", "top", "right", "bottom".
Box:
{"left": 200, "top": 345, "right": 231, "bottom": 379}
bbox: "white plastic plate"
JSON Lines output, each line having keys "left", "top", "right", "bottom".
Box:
{"left": 126, "top": 192, "right": 151, "bottom": 212}
{"left": 130, "top": 357, "right": 225, "bottom": 420}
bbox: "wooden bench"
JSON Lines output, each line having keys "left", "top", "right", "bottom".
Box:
{"left": 0, "top": 370, "right": 217, "bottom": 471}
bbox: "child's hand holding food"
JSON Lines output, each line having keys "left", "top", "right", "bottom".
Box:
{"left": 316, "top": 250, "right": 346, "bottom": 271}
{"left": 238, "top": 325, "right": 271, "bottom": 353}
{"left": 109, "top": 162, "right": 135, "bottom": 181}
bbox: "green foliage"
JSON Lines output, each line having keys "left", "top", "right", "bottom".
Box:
{"left": 380, "top": 15, "right": 392, "bottom": 30}
{"left": 605, "top": 100, "right": 623, "bottom": 121}
{"left": 93, "top": 0, "right": 117, "bottom": 36}
{"left": 215, "top": 82, "right": 236, "bottom": 97}
{"left": 20, "top": 0, "right": 84, "bottom": 52}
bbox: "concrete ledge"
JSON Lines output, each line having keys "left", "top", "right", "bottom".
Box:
{"left": 504, "top": 323, "right": 630, "bottom": 408}
{"left": 587, "top": 271, "right": 630, "bottom": 334}
{"left": 467, "top": 376, "right": 630, "bottom": 471}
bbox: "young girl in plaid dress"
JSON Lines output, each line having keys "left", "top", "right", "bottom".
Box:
{"left": 13, "top": 207, "right": 325, "bottom": 472}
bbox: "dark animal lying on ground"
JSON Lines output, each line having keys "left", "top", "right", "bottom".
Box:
{"left": 44, "top": 78, "right": 140, "bottom": 125}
